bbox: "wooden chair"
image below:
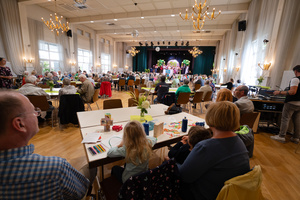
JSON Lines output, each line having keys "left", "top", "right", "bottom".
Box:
{"left": 134, "top": 79, "right": 140, "bottom": 88}
{"left": 85, "top": 89, "right": 100, "bottom": 110}
{"left": 240, "top": 112, "right": 261, "bottom": 133}
{"left": 127, "top": 79, "right": 134, "bottom": 91}
{"left": 37, "top": 83, "right": 49, "bottom": 88}
{"left": 103, "top": 99, "right": 123, "bottom": 109}
{"left": 189, "top": 91, "right": 204, "bottom": 109}
{"left": 134, "top": 88, "right": 139, "bottom": 101}
{"left": 26, "top": 95, "right": 55, "bottom": 127}
{"left": 118, "top": 79, "right": 126, "bottom": 91}
{"left": 128, "top": 98, "right": 138, "bottom": 107}
{"left": 176, "top": 92, "right": 191, "bottom": 110}
{"left": 194, "top": 83, "right": 201, "bottom": 91}
{"left": 200, "top": 91, "right": 213, "bottom": 113}
{"left": 141, "top": 79, "right": 145, "bottom": 84}
{"left": 70, "top": 82, "right": 77, "bottom": 87}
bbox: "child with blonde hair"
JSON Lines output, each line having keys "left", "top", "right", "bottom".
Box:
{"left": 107, "top": 120, "right": 157, "bottom": 183}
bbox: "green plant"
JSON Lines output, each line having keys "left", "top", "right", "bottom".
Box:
{"left": 128, "top": 91, "right": 151, "bottom": 116}
{"left": 47, "top": 80, "right": 54, "bottom": 88}
{"left": 145, "top": 69, "right": 150, "bottom": 73}
{"left": 157, "top": 59, "right": 165, "bottom": 67}
{"left": 182, "top": 59, "right": 190, "bottom": 66}
{"left": 257, "top": 76, "right": 264, "bottom": 85}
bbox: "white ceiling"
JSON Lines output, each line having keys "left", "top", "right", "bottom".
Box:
{"left": 19, "top": 0, "right": 252, "bottom": 46}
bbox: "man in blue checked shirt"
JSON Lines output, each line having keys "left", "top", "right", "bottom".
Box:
{"left": 0, "top": 91, "right": 90, "bottom": 200}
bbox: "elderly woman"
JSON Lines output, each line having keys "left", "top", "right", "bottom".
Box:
{"left": 58, "top": 78, "right": 77, "bottom": 99}
{"left": 178, "top": 101, "right": 250, "bottom": 200}
{"left": 0, "top": 57, "right": 13, "bottom": 89}
{"left": 216, "top": 88, "right": 233, "bottom": 102}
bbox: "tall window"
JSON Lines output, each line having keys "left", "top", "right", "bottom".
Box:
{"left": 101, "top": 53, "right": 111, "bottom": 73}
{"left": 39, "top": 41, "right": 61, "bottom": 74}
{"left": 78, "top": 48, "right": 92, "bottom": 72}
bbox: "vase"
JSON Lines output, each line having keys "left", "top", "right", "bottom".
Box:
{"left": 140, "top": 110, "right": 145, "bottom": 121}
{"left": 50, "top": 87, "right": 53, "bottom": 92}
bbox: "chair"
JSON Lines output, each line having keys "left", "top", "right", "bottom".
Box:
{"left": 216, "top": 165, "right": 263, "bottom": 200}
{"left": 118, "top": 159, "right": 180, "bottom": 200}
{"left": 189, "top": 91, "right": 204, "bottom": 109}
{"left": 134, "top": 79, "right": 140, "bottom": 88}
{"left": 240, "top": 112, "right": 261, "bottom": 133}
{"left": 176, "top": 92, "right": 191, "bottom": 110}
{"left": 127, "top": 79, "right": 134, "bottom": 91}
{"left": 86, "top": 89, "right": 100, "bottom": 110}
{"left": 200, "top": 91, "right": 213, "bottom": 113}
{"left": 103, "top": 99, "right": 123, "bottom": 109}
{"left": 99, "top": 81, "right": 112, "bottom": 98}
{"left": 236, "top": 125, "right": 254, "bottom": 158}
{"left": 134, "top": 88, "right": 139, "bottom": 101}
{"left": 58, "top": 94, "right": 84, "bottom": 125}
{"left": 26, "top": 95, "right": 55, "bottom": 127}
{"left": 70, "top": 81, "right": 77, "bottom": 87}
{"left": 37, "top": 83, "right": 49, "bottom": 88}
{"left": 128, "top": 98, "right": 138, "bottom": 107}
{"left": 141, "top": 79, "right": 145, "bottom": 85}
{"left": 118, "top": 79, "right": 126, "bottom": 91}
{"left": 194, "top": 83, "right": 201, "bottom": 91}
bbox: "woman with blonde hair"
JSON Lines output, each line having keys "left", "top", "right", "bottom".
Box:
{"left": 216, "top": 88, "right": 233, "bottom": 102}
{"left": 178, "top": 101, "right": 250, "bottom": 200}
{"left": 107, "top": 120, "right": 157, "bottom": 183}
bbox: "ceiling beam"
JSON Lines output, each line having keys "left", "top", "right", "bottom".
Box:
{"left": 68, "top": 3, "right": 249, "bottom": 24}
{"left": 113, "top": 35, "right": 223, "bottom": 42}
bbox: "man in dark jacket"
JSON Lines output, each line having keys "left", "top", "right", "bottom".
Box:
{"left": 154, "top": 75, "right": 169, "bottom": 103}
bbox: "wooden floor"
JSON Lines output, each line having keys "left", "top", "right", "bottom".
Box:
{"left": 29, "top": 89, "right": 300, "bottom": 200}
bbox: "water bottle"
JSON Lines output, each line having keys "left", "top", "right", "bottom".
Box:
{"left": 143, "top": 120, "right": 149, "bottom": 136}
{"left": 182, "top": 117, "right": 188, "bottom": 132}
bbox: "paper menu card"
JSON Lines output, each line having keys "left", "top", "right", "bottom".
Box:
{"left": 81, "top": 132, "right": 102, "bottom": 143}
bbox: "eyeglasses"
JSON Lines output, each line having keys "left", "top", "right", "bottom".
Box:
{"left": 15, "top": 107, "right": 41, "bottom": 118}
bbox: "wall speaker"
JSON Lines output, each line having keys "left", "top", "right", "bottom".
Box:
{"left": 67, "top": 30, "right": 72, "bottom": 37}
{"left": 238, "top": 20, "right": 246, "bottom": 31}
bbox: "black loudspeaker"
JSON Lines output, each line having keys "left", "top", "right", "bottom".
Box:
{"left": 238, "top": 20, "right": 246, "bottom": 31}
{"left": 67, "top": 30, "right": 72, "bottom": 37}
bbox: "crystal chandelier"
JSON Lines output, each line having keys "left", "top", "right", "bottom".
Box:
{"left": 128, "top": 47, "right": 140, "bottom": 57}
{"left": 189, "top": 47, "right": 203, "bottom": 58}
{"left": 179, "top": 0, "right": 221, "bottom": 30}
{"left": 41, "top": 0, "right": 69, "bottom": 36}
{"left": 74, "top": 0, "right": 86, "bottom": 5}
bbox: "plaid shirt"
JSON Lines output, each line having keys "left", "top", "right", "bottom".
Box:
{"left": 0, "top": 144, "right": 89, "bottom": 200}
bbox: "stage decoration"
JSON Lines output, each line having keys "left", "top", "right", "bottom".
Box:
{"left": 189, "top": 47, "right": 203, "bottom": 58}
{"left": 182, "top": 59, "right": 190, "bottom": 66}
{"left": 128, "top": 47, "right": 140, "bottom": 57}
{"left": 157, "top": 59, "right": 165, "bottom": 67}
{"left": 41, "top": 0, "right": 69, "bottom": 36}
{"left": 179, "top": 0, "right": 221, "bottom": 30}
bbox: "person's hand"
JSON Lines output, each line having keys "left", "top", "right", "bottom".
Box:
{"left": 181, "top": 136, "right": 188, "bottom": 144}
{"left": 117, "top": 140, "right": 124, "bottom": 148}
{"left": 273, "top": 91, "right": 280, "bottom": 95}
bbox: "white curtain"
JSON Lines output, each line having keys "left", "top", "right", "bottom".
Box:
{"left": 55, "top": 30, "right": 70, "bottom": 73}
{"left": 73, "top": 33, "right": 78, "bottom": 71}
{"left": 28, "top": 18, "right": 44, "bottom": 75}
{"left": 269, "top": 0, "right": 300, "bottom": 89}
{"left": 0, "top": 0, "right": 24, "bottom": 75}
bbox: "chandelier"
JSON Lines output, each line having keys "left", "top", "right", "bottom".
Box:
{"left": 179, "top": 0, "right": 221, "bottom": 30}
{"left": 41, "top": 0, "right": 69, "bottom": 36}
{"left": 189, "top": 47, "right": 203, "bottom": 58}
{"left": 74, "top": 0, "right": 86, "bottom": 5}
{"left": 128, "top": 47, "right": 140, "bottom": 57}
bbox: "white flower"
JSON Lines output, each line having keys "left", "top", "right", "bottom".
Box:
{"left": 141, "top": 100, "right": 150, "bottom": 109}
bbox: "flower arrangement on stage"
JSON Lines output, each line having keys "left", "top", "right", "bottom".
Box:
{"left": 145, "top": 69, "right": 150, "bottom": 73}
{"left": 129, "top": 91, "right": 151, "bottom": 120}
{"left": 157, "top": 59, "right": 165, "bottom": 67}
{"left": 182, "top": 59, "right": 190, "bottom": 66}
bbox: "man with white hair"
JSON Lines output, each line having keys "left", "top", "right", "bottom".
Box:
{"left": 19, "top": 75, "right": 50, "bottom": 100}
{"left": 77, "top": 74, "right": 94, "bottom": 103}
{"left": 87, "top": 73, "right": 95, "bottom": 86}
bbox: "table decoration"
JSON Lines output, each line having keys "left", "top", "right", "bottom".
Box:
{"left": 129, "top": 91, "right": 151, "bottom": 121}
{"left": 47, "top": 80, "right": 54, "bottom": 91}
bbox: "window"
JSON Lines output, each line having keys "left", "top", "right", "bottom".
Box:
{"left": 39, "top": 41, "right": 61, "bottom": 74}
{"left": 101, "top": 53, "right": 111, "bottom": 73}
{"left": 78, "top": 48, "right": 92, "bottom": 72}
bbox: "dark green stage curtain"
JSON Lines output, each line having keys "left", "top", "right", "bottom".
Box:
{"left": 193, "top": 47, "right": 215, "bottom": 75}
{"left": 132, "top": 47, "right": 147, "bottom": 72}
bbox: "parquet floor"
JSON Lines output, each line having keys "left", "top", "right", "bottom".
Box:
{"left": 29, "top": 89, "right": 300, "bottom": 200}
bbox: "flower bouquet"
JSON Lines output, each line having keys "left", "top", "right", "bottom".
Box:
{"left": 47, "top": 80, "right": 54, "bottom": 91}
{"left": 129, "top": 91, "right": 151, "bottom": 121}
{"left": 257, "top": 76, "right": 264, "bottom": 85}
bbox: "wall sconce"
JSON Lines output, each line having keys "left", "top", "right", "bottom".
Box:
{"left": 24, "top": 57, "right": 33, "bottom": 63}
{"left": 258, "top": 62, "right": 271, "bottom": 70}
{"left": 69, "top": 60, "right": 76, "bottom": 66}
{"left": 113, "top": 64, "right": 117, "bottom": 69}
{"left": 217, "top": 69, "right": 219, "bottom": 73}
{"left": 96, "top": 63, "right": 101, "bottom": 68}
{"left": 125, "top": 65, "right": 129, "bottom": 70}
{"left": 224, "top": 68, "right": 227, "bottom": 72}
{"left": 236, "top": 66, "right": 240, "bottom": 72}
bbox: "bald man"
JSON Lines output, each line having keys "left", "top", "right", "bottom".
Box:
{"left": 0, "top": 91, "right": 89, "bottom": 199}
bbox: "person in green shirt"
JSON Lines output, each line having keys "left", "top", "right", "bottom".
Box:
{"left": 175, "top": 79, "right": 191, "bottom": 100}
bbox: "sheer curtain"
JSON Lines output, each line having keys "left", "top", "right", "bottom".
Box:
{"left": 56, "top": 31, "right": 70, "bottom": 73}
{"left": 0, "top": 0, "right": 24, "bottom": 75}
{"left": 269, "top": 0, "right": 300, "bottom": 89}
{"left": 73, "top": 33, "right": 78, "bottom": 72}
{"left": 28, "top": 18, "right": 44, "bottom": 75}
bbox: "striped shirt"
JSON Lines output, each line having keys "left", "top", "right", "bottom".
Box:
{"left": 0, "top": 144, "right": 89, "bottom": 200}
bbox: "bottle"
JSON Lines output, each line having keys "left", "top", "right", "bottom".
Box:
{"left": 182, "top": 117, "right": 188, "bottom": 132}
{"left": 143, "top": 120, "right": 149, "bottom": 136}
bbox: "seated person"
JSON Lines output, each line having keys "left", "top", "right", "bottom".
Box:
{"left": 0, "top": 91, "right": 90, "bottom": 199}
{"left": 222, "top": 78, "right": 234, "bottom": 90}
{"left": 167, "top": 126, "right": 211, "bottom": 164}
{"left": 107, "top": 121, "right": 157, "bottom": 183}
{"left": 216, "top": 88, "right": 233, "bottom": 102}
{"left": 175, "top": 79, "right": 191, "bottom": 101}
{"left": 77, "top": 74, "right": 94, "bottom": 103}
{"left": 234, "top": 85, "right": 254, "bottom": 115}
{"left": 58, "top": 78, "right": 77, "bottom": 99}
{"left": 171, "top": 76, "right": 180, "bottom": 88}
{"left": 154, "top": 75, "right": 169, "bottom": 104}
{"left": 178, "top": 101, "right": 250, "bottom": 200}
{"left": 19, "top": 75, "right": 50, "bottom": 100}
{"left": 196, "top": 80, "right": 212, "bottom": 100}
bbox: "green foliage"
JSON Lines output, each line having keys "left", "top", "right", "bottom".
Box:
{"left": 145, "top": 69, "right": 150, "bottom": 73}
{"left": 157, "top": 59, "right": 165, "bottom": 67}
{"left": 46, "top": 80, "right": 54, "bottom": 88}
{"left": 257, "top": 76, "right": 264, "bottom": 85}
{"left": 182, "top": 59, "right": 190, "bottom": 66}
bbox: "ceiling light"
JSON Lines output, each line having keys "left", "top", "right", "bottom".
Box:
{"left": 154, "top": 31, "right": 157, "bottom": 33}
{"left": 128, "top": 47, "right": 140, "bottom": 57}
{"left": 90, "top": 21, "right": 94, "bottom": 23}
{"left": 141, "top": 17, "right": 144, "bottom": 19}
{"left": 114, "top": 33, "right": 117, "bottom": 34}
{"left": 74, "top": 0, "right": 86, "bottom": 5}
{"left": 114, "top": 19, "right": 118, "bottom": 21}
{"left": 189, "top": 47, "right": 203, "bottom": 58}
{"left": 177, "top": 30, "right": 180, "bottom": 32}
{"left": 171, "top": 14, "right": 175, "bottom": 17}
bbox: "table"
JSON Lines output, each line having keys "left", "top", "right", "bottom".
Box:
{"left": 77, "top": 104, "right": 169, "bottom": 128}
{"left": 80, "top": 111, "right": 206, "bottom": 169}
